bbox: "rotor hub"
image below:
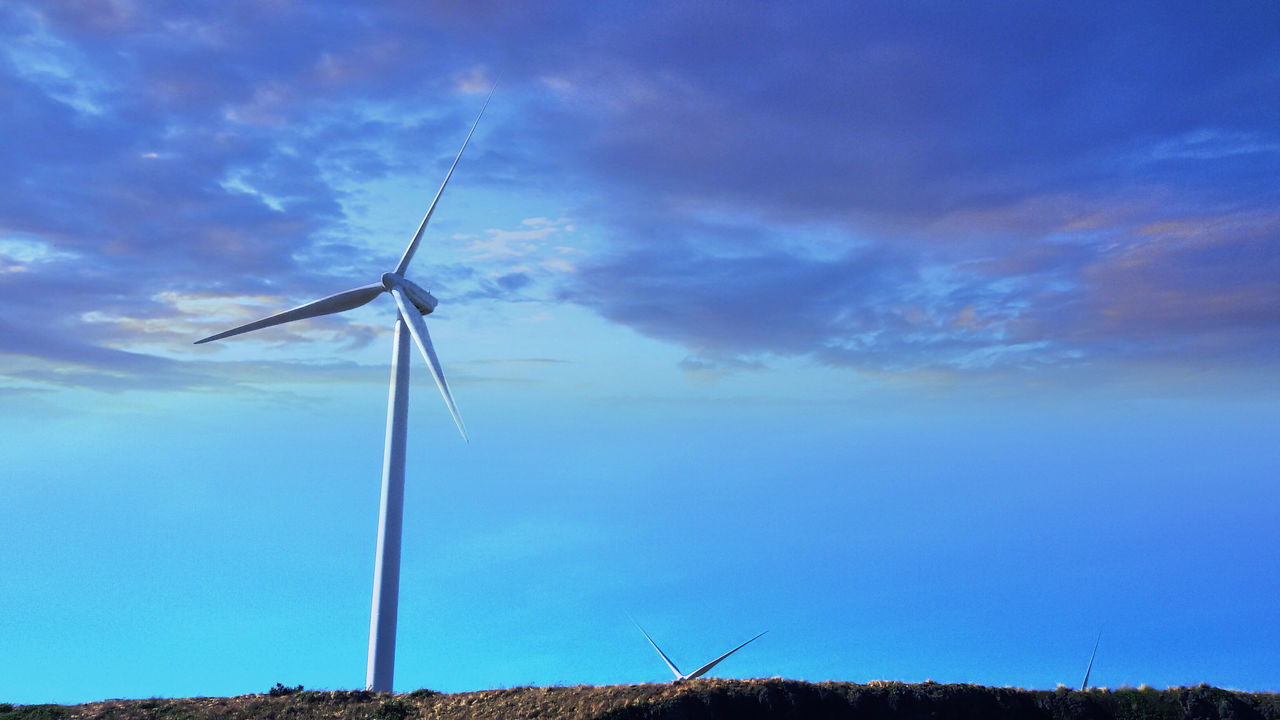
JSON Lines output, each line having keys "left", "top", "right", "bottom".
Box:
{"left": 382, "top": 273, "right": 437, "bottom": 315}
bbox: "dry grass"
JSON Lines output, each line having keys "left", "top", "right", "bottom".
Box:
{"left": 5, "top": 679, "right": 1280, "bottom": 720}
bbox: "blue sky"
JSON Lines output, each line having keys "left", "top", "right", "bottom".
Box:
{"left": 3, "top": 0, "right": 1279, "bottom": 704}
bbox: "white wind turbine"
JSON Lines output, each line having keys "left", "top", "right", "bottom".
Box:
{"left": 194, "top": 90, "right": 493, "bottom": 693}
{"left": 633, "top": 619, "right": 767, "bottom": 682}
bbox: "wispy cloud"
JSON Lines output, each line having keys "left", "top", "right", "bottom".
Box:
{"left": 1146, "top": 130, "right": 1280, "bottom": 162}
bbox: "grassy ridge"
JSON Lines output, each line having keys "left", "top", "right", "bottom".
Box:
{"left": 4, "top": 679, "right": 1280, "bottom": 720}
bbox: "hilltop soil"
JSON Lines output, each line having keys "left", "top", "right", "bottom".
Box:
{"left": 5, "top": 679, "right": 1280, "bottom": 720}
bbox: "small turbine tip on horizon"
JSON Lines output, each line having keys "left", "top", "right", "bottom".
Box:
{"left": 1081, "top": 629, "right": 1102, "bottom": 691}
{"left": 632, "top": 619, "right": 768, "bottom": 683}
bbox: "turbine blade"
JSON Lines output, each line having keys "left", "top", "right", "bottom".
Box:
{"left": 632, "top": 620, "right": 684, "bottom": 680}
{"left": 394, "top": 84, "right": 497, "bottom": 276}
{"left": 389, "top": 286, "right": 468, "bottom": 442}
{"left": 685, "top": 630, "right": 768, "bottom": 681}
{"left": 1081, "top": 630, "right": 1101, "bottom": 691}
{"left": 194, "top": 283, "right": 385, "bottom": 344}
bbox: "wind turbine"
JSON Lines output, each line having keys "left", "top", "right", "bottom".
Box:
{"left": 194, "top": 89, "right": 494, "bottom": 692}
{"left": 1080, "top": 629, "right": 1102, "bottom": 691}
{"left": 632, "top": 619, "right": 767, "bottom": 682}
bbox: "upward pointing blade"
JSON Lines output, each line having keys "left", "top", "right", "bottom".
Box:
{"left": 684, "top": 631, "right": 768, "bottom": 681}
{"left": 394, "top": 84, "right": 497, "bottom": 276}
{"left": 633, "top": 621, "right": 684, "bottom": 680}
{"left": 389, "top": 286, "right": 468, "bottom": 442}
{"left": 1081, "top": 630, "right": 1101, "bottom": 691}
{"left": 193, "top": 283, "right": 385, "bottom": 344}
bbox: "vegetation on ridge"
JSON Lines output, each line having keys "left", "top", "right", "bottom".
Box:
{"left": 4, "top": 679, "right": 1280, "bottom": 720}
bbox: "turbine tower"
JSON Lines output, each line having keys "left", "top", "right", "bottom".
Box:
{"left": 195, "top": 90, "right": 494, "bottom": 692}
{"left": 632, "top": 619, "right": 767, "bottom": 682}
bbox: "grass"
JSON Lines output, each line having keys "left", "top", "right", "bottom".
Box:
{"left": 4, "top": 680, "right": 1280, "bottom": 720}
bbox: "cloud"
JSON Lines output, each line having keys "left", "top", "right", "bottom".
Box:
{"left": 441, "top": 218, "right": 582, "bottom": 303}
{"left": 1146, "top": 130, "right": 1280, "bottom": 162}
{"left": 454, "top": 65, "right": 495, "bottom": 94}
{"left": 0, "top": 0, "right": 529, "bottom": 390}
{"left": 564, "top": 222, "right": 1067, "bottom": 373}
{"left": 565, "top": 192, "right": 1280, "bottom": 374}
{"left": 532, "top": 2, "right": 1280, "bottom": 375}
{"left": 2, "top": 0, "right": 1278, "bottom": 391}
{"left": 462, "top": 218, "right": 576, "bottom": 262}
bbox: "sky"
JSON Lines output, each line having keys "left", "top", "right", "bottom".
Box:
{"left": 2, "top": 0, "right": 1279, "bottom": 705}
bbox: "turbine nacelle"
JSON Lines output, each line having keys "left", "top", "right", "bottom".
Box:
{"left": 381, "top": 272, "right": 437, "bottom": 315}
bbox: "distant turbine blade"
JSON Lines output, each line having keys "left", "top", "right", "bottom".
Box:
{"left": 194, "top": 283, "right": 385, "bottom": 344}
{"left": 1081, "top": 630, "right": 1101, "bottom": 691}
{"left": 633, "top": 620, "right": 684, "bottom": 680}
{"left": 389, "top": 286, "right": 468, "bottom": 442}
{"left": 685, "top": 630, "right": 768, "bottom": 681}
{"left": 394, "top": 84, "right": 497, "bottom": 276}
